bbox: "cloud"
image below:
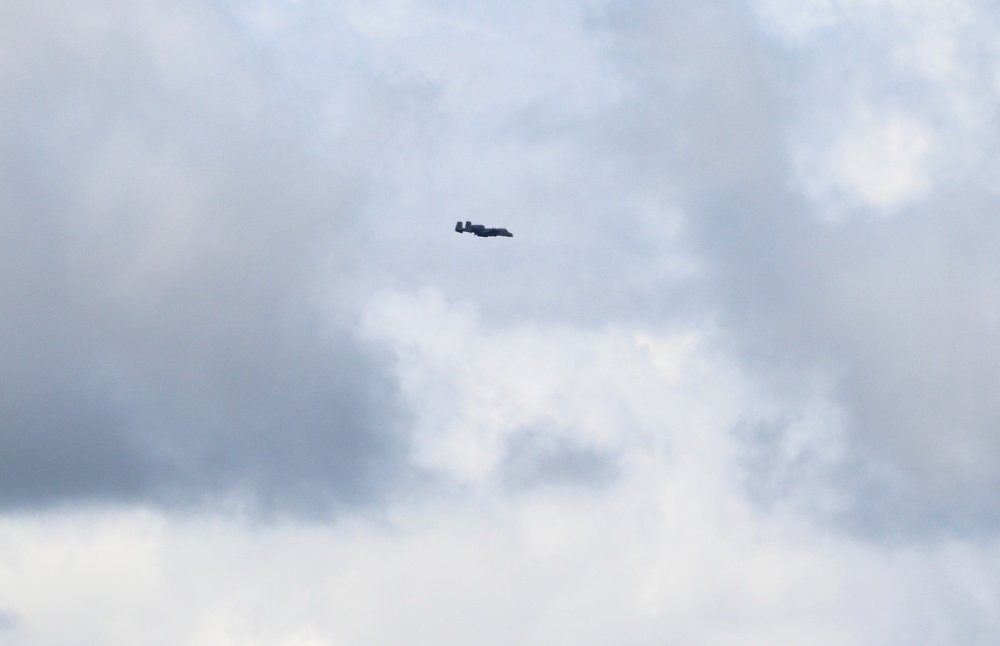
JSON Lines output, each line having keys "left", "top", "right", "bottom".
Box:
{"left": 595, "top": 0, "right": 1000, "bottom": 534}
{"left": 4, "top": 0, "right": 1000, "bottom": 641}
{"left": 0, "top": 609, "right": 18, "bottom": 634}
{"left": 0, "top": 0, "right": 410, "bottom": 513}
{"left": 1, "top": 0, "right": 995, "bottom": 535}
{"left": 796, "top": 106, "right": 933, "bottom": 213}
{"left": 360, "top": 287, "right": 746, "bottom": 489}
{"left": 2, "top": 430, "right": 999, "bottom": 644}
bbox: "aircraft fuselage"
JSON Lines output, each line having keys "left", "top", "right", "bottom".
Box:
{"left": 455, "top": 221, "right": 513, "bottom": 237}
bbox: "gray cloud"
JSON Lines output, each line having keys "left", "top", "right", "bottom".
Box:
{"left": 599, "top": 0, "right": 1000, "bottom": 534}
{"left": 0, "top": 609, "right": 18, "bottom": 633}
{"left": 501, "top": 427, "right": 620, "bottom": 491}
{"left": 0, "top": 0, "right": 411, "bottom": 514}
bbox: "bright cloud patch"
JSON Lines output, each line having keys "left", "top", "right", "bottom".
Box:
{"left": 360, "top": 288, "right": 742, "bottom": 486}
{"left": 797, "top": 108, "right": 932, "bottom": 214}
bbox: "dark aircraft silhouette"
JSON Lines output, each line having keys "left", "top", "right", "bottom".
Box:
{"left": 455, "top": 221, "right": 513, "bottom": 237}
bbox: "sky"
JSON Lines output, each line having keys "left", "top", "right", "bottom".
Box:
{"left": 2, "top": 0, "right": 1000, "bottom": 643}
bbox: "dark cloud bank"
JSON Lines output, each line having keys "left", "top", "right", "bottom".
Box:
{"left": 0, "top": 0, "right": 409, "bottom": 514}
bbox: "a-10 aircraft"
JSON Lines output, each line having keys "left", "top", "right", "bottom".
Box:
{"left": 455, "top": 221, "right": 513, "bottom": 237}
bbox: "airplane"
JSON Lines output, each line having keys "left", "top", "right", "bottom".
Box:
{"left": 455, "top": 221, "right": 513, "bottom": 237}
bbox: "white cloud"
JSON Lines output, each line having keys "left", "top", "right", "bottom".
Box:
{"left": 360, "top": 288, "right": 742, "bottom": 485}
{"left": 760, "top": 0, "right": 1000, "bottom": 215}
{"left": 795, "top": 107, "right": 933, "bottom": 214}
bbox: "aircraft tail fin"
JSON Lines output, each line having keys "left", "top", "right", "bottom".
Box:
{"left": 455, "top": 221, "right": 464, "bottom": 232}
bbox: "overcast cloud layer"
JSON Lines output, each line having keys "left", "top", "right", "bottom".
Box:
{"left": 3, "top": 0, "right": 1000, "bottom": 643}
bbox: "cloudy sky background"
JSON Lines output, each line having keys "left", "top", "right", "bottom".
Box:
{"left": 3, "top": 0, "right": 1000, "bottom": 643}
